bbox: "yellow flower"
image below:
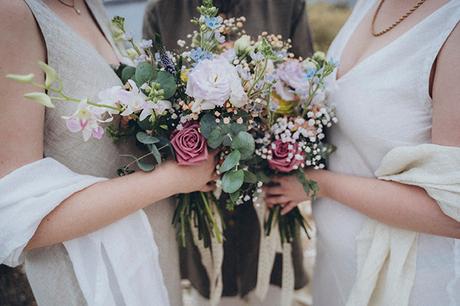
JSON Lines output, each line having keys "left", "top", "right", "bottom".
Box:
{"left": 180, "top": 69, "right": 190, "bottom": 83}
{"left": 271, "top": 92, "right": 298, "bottom": 115}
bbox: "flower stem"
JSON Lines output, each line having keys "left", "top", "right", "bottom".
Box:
{"left": 200, "top": 192, "right": 222, "bottom": 243}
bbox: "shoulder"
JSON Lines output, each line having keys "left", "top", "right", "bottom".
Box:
{"left": 1, "top": 1, "right": 42, "bottom": 45}
{"left": 431, "top": 23, "right": 460, "bottom": 145}
{"left": 1, "top": 1, "right": 35, "bottom": 28}
{"left": 438, "top": 22, "right": 460, "bottom": 66}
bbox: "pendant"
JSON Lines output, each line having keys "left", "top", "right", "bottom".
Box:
{"left": 75, "top": 7, "right": 81, "bottom": 15}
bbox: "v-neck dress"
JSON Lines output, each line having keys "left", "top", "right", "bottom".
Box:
{"left": 312, "top": 1, "right": 460, "bottom": 305}
{"left": 21, "top": 1, "right": 182, "bottom": 305}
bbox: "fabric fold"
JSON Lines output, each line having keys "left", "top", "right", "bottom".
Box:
{"left": 0, "top": 158, "right": 170, "bottom": 306}
{"left": 347, "top": 144, "right": 460, "bottom": 306}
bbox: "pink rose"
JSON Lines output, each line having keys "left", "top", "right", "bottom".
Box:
{"left": 268, "top": 140, "right": 304, "bottom": 173}
{"left": 171, "top": 122, "right": 209, "bottom": 165}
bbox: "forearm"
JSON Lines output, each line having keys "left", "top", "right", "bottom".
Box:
{"left": 26, "top": 164, "right": 177, "bottom": 250}
{"left": 311, "top": 170, "right": 460, "bottom": 238}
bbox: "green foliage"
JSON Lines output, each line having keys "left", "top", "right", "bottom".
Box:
{"left": 222, "top": 169, "right": 245, "bottom": 193}
{"left": 136, "top": 131, "right": 160, "bottom": 145}
{"left": 149, "top": 144, "right": 162, "bottom": 164}
{"left": 231, "top": 131, "right": 255, "bottom": 160}
{"left": 155, "top": 71, "right": 177, "bottom": 99}
{"left": 220, "top": 150, "right": 241, "bottom": 173}
{"left": 135, "top": 62, "right": 156, "bottom": 86}
{"left": 200, "top": 113, "right": 217, "bottom": 138}
{"left": 207, "top": 129, "right": 223, "bottom": 149}
{"left": 121, "top": 66, "right": 136, "bottom": 84}
{"left": 137, "top": 160, "right": 155, "bottom": 172}
{"left": 296, "top": 169, "right": 319, "bottom": 200}
{"left": 243, "top": 170, "right": 258, "bottom": 184}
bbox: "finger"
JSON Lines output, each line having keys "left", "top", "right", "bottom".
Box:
{"left": 209, "top": 150, "right": 221, "bottom": 160}
{"left": 270, "top": 176, "right": 283, "bottom": 184}
{"left": 211, "top": 172, "right": 219, "bottom": 181}
{"left": 199, "top": 183, "right": 215, "bottom": 192}
{"left": 263, "top": 186, "right": 285, "bottom": 196}
{"left": 265, "top": 195, "right": 289, "bottom": 205}
{"left": 281, "top": 201, "right": 298, "bottom": 215}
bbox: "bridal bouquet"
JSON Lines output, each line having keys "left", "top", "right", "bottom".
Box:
{"left": 7, "top": 0, "right": 336, "bottom": 247}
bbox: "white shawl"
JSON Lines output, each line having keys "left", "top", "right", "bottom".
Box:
{"left": 347, "top": 144, "right": 460, "bottom": 306}
{"left": 0, "top": 158, "right": 170, "bottom": 306}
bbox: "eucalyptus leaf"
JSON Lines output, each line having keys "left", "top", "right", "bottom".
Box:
{"left": 137, "top": 160, "right": 155, "bottom": 172}
{"left": 207, "top": 128, "right": 223, "bottom": 149}
{"left": 222, "top": 134, "right": 232, "bottom": 147}
{"left": 135, "top": 62, "right": 156, "bottom": 85}
{"left": 231, "top": 131, "right": 255, "bottom": 160}
{"left": 220, "top": 150, "right": 240, "bottom": 173}
{"left": 138, "top": 117, "right": 154, "bottom": 130}
{"left": 230, "top": 123, "right": 247, "bottom": 135}
{"left": 200, "top": 113, "right": 217, "bottom": 138}
{"left": 222, "top": 169, "right": 245, "bottom": 193}
{"left": 155, "top": 70, "right": 177, "bottom": 99}
{"left": 150, "top": 144, "right": 162, "bottom": 164}
{"left": 243, "top": 170, "right": 258, "bottom": 184}
{"left": 256, "top": 171, "right": 271, "bottom": 183}
{"left": 121, "top": 66, "right": 136, "bottom": 84}
{"left": 136, "top": 132, "right": 160, "bottom": 144}
{"left": 229, "top": 190, "right": 241, "bottom": 203}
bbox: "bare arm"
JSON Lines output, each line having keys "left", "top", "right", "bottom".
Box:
{"left": 265, "top": 25, "right": 460, "bottom": 239}
{"left": 0, "top": 2, "right": 216, "bottom": 251}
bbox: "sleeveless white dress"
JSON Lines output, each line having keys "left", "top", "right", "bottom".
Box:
{"left": 312, "top": 1, "right": 460, "bottom": 306}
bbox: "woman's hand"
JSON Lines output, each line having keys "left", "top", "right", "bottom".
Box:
{"left": 163, "top": 150, "right": 219, "bottom": 194}
{"left": 264, "top": 170, "right": 329, "bottom": 215}
{"left": 264, "top": 175, "right": 310, "bottom": 215}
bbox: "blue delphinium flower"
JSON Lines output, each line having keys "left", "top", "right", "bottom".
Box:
{"left": 204, "top": 16, "right": 222, "bottom": 30}
{"left": 305, "top": 68, "right": 317, "bottom": 79}
{"left": 190, "top": 47, "right": 213, "bottom": 63}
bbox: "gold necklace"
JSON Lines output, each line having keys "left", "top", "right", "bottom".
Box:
{"left": 57, "top": 0, "right": 81, "bottom": 15}
{"left": 372, "top": 0, "right": 427, "bottom": 37}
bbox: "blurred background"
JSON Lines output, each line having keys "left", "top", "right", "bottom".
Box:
{"left": 0, "top": 1, "right": 351, "bottom": 305}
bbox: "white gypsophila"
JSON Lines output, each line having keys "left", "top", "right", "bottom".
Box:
{"left": 186, "top": 58, "right": 248, "bottom": 112}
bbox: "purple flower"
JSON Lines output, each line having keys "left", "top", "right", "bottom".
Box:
{"left": 274, "top": 59, "right": 307, "bottom": 100}
{"left": 170, "top": 122, "right": 209, "bottom": 165}
{"left": 268, "top": 140, "right": 304, "bottom": 173}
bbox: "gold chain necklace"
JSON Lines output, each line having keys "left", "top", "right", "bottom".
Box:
{"left": 57, "top": 0, "right": 81, "bottom": 15}
{"left": 371, "top": 0, "right": 428, "bottom": 37}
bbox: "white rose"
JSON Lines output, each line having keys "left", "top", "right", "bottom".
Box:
{"left": 186, "top": 58, "right": 248, "bottom": 110}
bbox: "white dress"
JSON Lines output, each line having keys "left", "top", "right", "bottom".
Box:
{"left": 312, "top": 1, "right": 460, "bottom": 306}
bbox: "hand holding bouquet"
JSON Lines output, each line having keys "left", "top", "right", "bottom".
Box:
{"left": 7, "top": 0, "right": 337, "bottom": 247}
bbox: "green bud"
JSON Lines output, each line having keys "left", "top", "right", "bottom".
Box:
{"left": 126, "top": 48, "right": 138, "bottom": 59}
{"left": 37, "top": 61, "right": 58, "bottom": 88}
{"left": 111, "top": 16, "right": 126, "bottom": 32}
{"left": 24, "top": 92, "right": 55, "bottom": 108}
{"left": 6, "top": 73, "right": 34, "bottom": 83}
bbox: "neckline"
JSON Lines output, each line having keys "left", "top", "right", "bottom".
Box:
{"left": 334, "top": 0, "right": 452, "bottom": 83}
{"left": 41, "top": 0, "right": 121, "bottom": 68}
